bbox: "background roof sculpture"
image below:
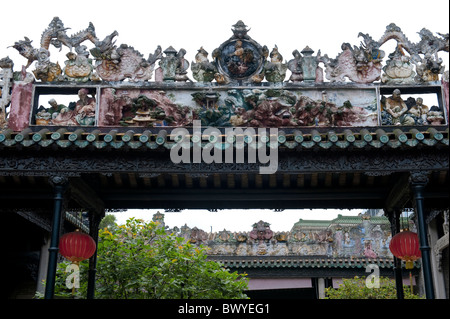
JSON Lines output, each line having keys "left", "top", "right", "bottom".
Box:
{"left": 153, "top": 211, "right": 421, "bottom": 272}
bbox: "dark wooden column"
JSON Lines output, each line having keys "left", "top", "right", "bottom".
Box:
{"left": 385, "top": 208, "right": 404, "bottom": 299}
{"left": 384, "top": 172, "right": 411, "bottom": 299}
{"left": 410, "top": 171, "right": 435, "bottom": 299}
{"left": 44, "top": 176, "right": 68, "bottom": 299}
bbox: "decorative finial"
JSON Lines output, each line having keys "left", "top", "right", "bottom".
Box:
{"left": 231, "top": 20, "right": 250, "bottom": 39}
{"left": 301, "top": 46, "right": 314, "bottom": 56}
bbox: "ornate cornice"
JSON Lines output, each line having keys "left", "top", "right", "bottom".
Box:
{"left": 0, "top": 148, "right": 447, "bottom": 176}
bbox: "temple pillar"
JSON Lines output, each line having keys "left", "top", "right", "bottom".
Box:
{"left": 87, "top": 210, "right": 104, "bottom": 299}
{"left": 44, "top": 176, "right": 68, "bottom": 299}
{"left": 410, "top": 171, "right": 435, "bottom": 299}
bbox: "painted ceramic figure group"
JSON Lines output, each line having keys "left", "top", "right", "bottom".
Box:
{"left": 35, "top": 88, "right": 96, "bottom": 126}
{"left": 381, "top": 89, "right": 444, "bottom": 125}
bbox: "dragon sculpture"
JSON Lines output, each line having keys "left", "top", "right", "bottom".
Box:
{"left": 12, "top": 17, "right": 97, "bottom": 69}
{"left": 377, "top": 23, "right": 449, "bottom": 60}
{"left": 322, "top": 23, "right": 449, "bottom": 84}
{"left": 376, "top": 23, "right": 448, "bottom": 82}
{"left": 11, "top": 17, "right": 162, "bottom": 82}
{"left": 322, "top": 32, "right": 385, "bottom": 83}
{"left": 90, "top": 31, "right": 162, "bottom": 82}
{"left": 11, "top": 17, "right": 98, "bottom": 81}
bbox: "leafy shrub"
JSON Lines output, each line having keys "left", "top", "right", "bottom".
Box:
{"left": 52, "top": 218, "right": 248, "bottom": 299}
{"left": 325, "top": 276, "right": 422, "bottom": 299}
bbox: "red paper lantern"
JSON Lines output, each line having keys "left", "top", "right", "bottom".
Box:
{"left": 59, "top": 230, "right": 96, "bottom": 263}
{"left": 389, "top": 231, "right": 421, "bottom": 269}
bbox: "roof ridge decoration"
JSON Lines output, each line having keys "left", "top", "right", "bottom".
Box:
{"left": 5, "top": 19, "right": 449, "bottom": 84}
{"left": 1, "top": 20, "right": 449, "bottom": 131}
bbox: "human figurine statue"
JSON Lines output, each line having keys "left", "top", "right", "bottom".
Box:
{"left": 52, "top": 88, "right": 96, "bottom": 126}
{"left": 47, "top": 99, "right": 66, "bottom": 117}
{"left": 263, "top": 45, "right": 287, "bottom": 83}
{"left": 35, "top": 98, "right": 66, "bottom": 125}
{"left": 287, "top": 50, "right": 303, "bottom": 83}
{"left": 381, "top": 45, "right": 415, "bottom": 84}
{"left": 63, "top": 50, "right": 95, "bottom": 82}
{"left": 175, "top": 48, "right": 191, "bottom": 82}
{"left": 405, "top": 97, "right": 429, "bottom": 125}
{"left": 426, "top": 105, "right": 445, "bottom": 125}
{"left": 191, "top": 47, "right": 217, "bottom": 82}
{"left": 382, "top": 89, "right": 408, "bottom": 125}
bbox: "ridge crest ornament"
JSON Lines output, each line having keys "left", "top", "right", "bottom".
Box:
{"left": 213, "top": 21, "right": 268, "bottom": 83}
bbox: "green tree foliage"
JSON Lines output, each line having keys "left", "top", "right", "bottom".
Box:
{"left": 54, "top": 218, "right": 248, "bottom": 299}
{"left": 98, "top": 214, "right": 117, "bottom": 230}
{"left": 325, "top": 276, "right": 422, "bottom": 299}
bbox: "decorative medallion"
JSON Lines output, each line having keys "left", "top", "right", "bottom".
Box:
{"left": 213, "top": 21, "right": 267, "bottom": 82}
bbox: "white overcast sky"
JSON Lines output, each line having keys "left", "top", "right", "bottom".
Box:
{"left": 1, "top": 0, "right": 448, "bottom": 231}
{"left": 2, "top": 0, "right": 448, "bottom": 70}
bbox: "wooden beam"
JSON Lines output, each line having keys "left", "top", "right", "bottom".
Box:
{"left": 297, "top": 174, "right": 304, "bottom": 187}
{"left": 69, "top": 178, "right": 105, "bottom": 213}
{"left": 384, "top": 173, "right": 411, "bottom": 210}
{"left": 438, "top": 170, "right": 447, "bottom": 184}
{"left": 338, "top": 173, "right": 347, "bottom": 186}
{"left": 185, "top": 174, "right": 193, "bottom": 188}
{"left": 113, "top": 173, "right": 122, "bottom": 187}
{"left": 227, "top": 174, "right": 235, "bottom": 189}
{"left": 199, "top": 176, "right": 208, "bottom": 188}
{"left": 99, "top": 174, "right": 108, "bottom": 187}
{"left": 255, "top": 174, "right": 263, "bottom": 188}
{"left": 171, "top": 174, "right": 180, "bottom": 188}
{"left": 241, "top": 174, "right": 249, "bottom": 188}
{"left": 269, "top": 174, "right": 277, "bottom": 188}
{"left": 311, "top": 173, "right": 318, "bottom": 187}
{"left": 352, "top": 173, "right": 361, "bottom": 186}
{"left": 99, "top": 187, "right": 389, "bottom": 210}
{"left": 128, "top": 173, "right": 138, "bottom": 188}
{"left": 157, "top": 174, "right": 166, "bottom": 187}
{"left": 283, "top": 174, "right": 291, "bottom": 188}
{"left": 324, "top": 173, "right": 332, "bottom": 187}
{"left": 142, "top": 176, "right": 151, "bottom": 187}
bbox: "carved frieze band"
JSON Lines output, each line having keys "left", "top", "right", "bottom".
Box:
{"left": 0, "top": 149, "right": 447, "bottom": 176}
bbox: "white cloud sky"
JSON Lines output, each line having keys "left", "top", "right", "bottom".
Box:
{"left": 2, "top": 0, "right": 448, "bottom": 231}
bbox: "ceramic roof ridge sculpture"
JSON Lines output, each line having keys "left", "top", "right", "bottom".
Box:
{"left": 7, "top": 19, "right": 448, "bottom": 85}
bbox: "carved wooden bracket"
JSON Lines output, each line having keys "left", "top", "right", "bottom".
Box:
{"left": 409, "top": 170, "right": 431, "bottom": 185}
